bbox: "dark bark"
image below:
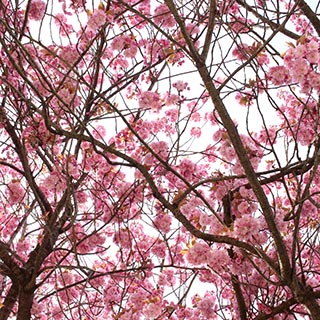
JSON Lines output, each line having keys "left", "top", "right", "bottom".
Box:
{"left": 0, "top": 282, "right": 18, "bottom": 320}
{"left": 297, "top": 288, "right": 320, "bottom": 320}
{"left": 231, "top": 274, "right": 247, "bottom": 320}
{"left": 16, "top": 289, "right": 34, "bottom": 320}
{"left": 222, "top": 192, "right": 234, "bottom": 227}
{"left": 297, "top": 0, "right": 320, "bottom": 37}
{"left": 303, "top": 298, "right": 320, "bottom": 320}
{"left": 253, "top": 298, "right": 297, "bottom": 320}
{"left": 236, "top": 0, "right": 301, "bottom": 40}
{"left": 163, "top": 0, "right": 293, "bottom": 283}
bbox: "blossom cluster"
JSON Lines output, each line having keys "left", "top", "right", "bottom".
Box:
{"left": 269, "top": 39, "right": 320, "bottom": 94}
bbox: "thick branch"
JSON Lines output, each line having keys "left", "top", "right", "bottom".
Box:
{"left": 0, "top": 242, "right": 22, "bottom": 280}
{"left": 303, "top": 298, "right": 320, "bottom": 320}
{"left": 201, "top": 0, "right": 217, "bottom": 60}
{"left": 236, "top": 0, "right": 300, "bottom": 40}
{"left": 296, "top": 0, "right": 320, "bottom": 36}
{"left": 157, "top": 6, "right": 293, "bottom": 279}
{"left": 0, "top": 282, "right": 18, "bottom": 320}
{"left": 16, "top": 290, "right": 34, "bottom": 320}
{"left": 163, "top": 0, "right": 293, "bottom": 282}
{"left": 231, "top": 274, "right": 247, "bottom": 320}
{"left": 187, "top": 54, "right": 292, "bottom": 283}
{"left": 253, "top": 298, "right": 297, "bottom": 320}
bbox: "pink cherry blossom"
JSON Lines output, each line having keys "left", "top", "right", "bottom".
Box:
{"left": 268, "top": 65, "right": 291, "bottom": 85}
{"left": 138, "top": 90, "right": 162, "bottom": 111}
{"left": 87, "top": 9, "right": 107, "bottom": 30}
{"left": 153, "top": 4, "right": 176, "bottom": 28}
{"left": 186, "top": 241, "right": 211, "bottom": 265}
{"left": 7, "top": 181, "right": 24, "bottom": 204}
{"left": 233, "top": 215, "right": 262, "bottom": 242}
{"left": 28, "top": 0, "right": 46, "bottom": 21}
{"left": 153, "top": 213, "right": 172, "bottom": 233}
{"left": 173, "top": 80, "right": 189, "bottom": 91}
{"left": 1, "top": 1, "right": 320, "bottom": 319}
{"left": 143, "top": 302, "right": 162, "bottom": 319}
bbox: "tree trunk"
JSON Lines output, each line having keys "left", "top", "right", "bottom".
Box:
{"left": 303, "top": 298, "right": 320, "bottom": 320}
{"left": 16, "top": 290, "right": 34, "bottom": 320}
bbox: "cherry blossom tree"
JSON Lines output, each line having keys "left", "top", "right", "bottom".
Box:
{"left": 0, "top": 0, "right": 320, "bottom": 319}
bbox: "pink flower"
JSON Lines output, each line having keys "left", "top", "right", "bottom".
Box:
{"left": 186, "top": 23, "right": 200, "bottom": 36}
{"left": 158, "top": 269, "right": 175, "bottom": 286}
{"left": 28, "top": 0, "right": 46, "bottom": 21}
{"left": 237, "top": 201, "right": 250, "bottom": 214}
{"left": 43, "top": 172, "right": 65, "bottom": 192}
{"left": 207, "top": 248, "right": 230, "bottom": 273}
{"left": 234, "top": 215, "right": 261, "bottom": 242}
{"left": 219, "top": 142, "right": 236, "bottom": 161}
{"left": 111, "top": 37, "right": 126, "bottom": 51}
{"left": 165, "top": 108, "right": 179, "bottom": 121}
{"left": 124, "top": 45, "right": 138, "bottom": 58}
{"left": 293, "top": 44, "right": 306, "bottom": 58}
{"left": 113, "top": 229, "right": 132, "bottom": 249}
{"left": 268, "top": 66, "right": 291, "bottom": 85}
{"left": 87, "top": 9, "right": 107, "bottom": 30}
{"left": 191, "top": 127, "right": 201, "bottom": 138}
{"left": 230, "top": 17, "right": 252, "bottom": 33}
{"left": 178, "top": 158, "right": 197, "bottom": 180}
{"left": 153, "top": 4, "right": 175, "bottom": 28}
{"left": 138, "top": 91, "right": 162, "bottom": 111}
{"left": 59, "top": 45, "right": 79, "bottom": 65}
{"left": 290, "top": 58, "right": 310, "bottom": 81}
{"left": 129, "top": 288, "right": 148, "bottom": 309}
{"left": 307, "top": 71, "right": 320, "bottom": 92}
{"left": 70, "top": 0, "right": 87, "bottom": 10}
{"left": 173, "top": 80, "right": 188, "bottom": 91}
{"left": 151, "top": 241, "right": 166, "bottom": 258}
{"left": 164, "top": 93, "right": 180, "bottom": 106}
{"left": 198, "top": 295, "right": 216, "bottom": 318}
{"left": 186, "top": 241, "right": 211, "bottom": 265}
{"left": 306, "top": 50, "right": 320, "bottom": 64}
{"left": 153, "top": 214, "right": 172, "bottom": 233}
{"left": 7, "top": 181, "right": 24, "bottom": 204}
{"left": 307, "top": 39, "right": 320, "bottom": 51}
{"left": 104, "top": 284, "right": 120, "bottom": 304}
{"left": 92, "top": 125, "right": 107, "bottom": 139}
{"left": 257, "top": 52, "right": 269, "bottom": 65}
{"left": 143, "top": 302, "right": 162, "bottom": 319}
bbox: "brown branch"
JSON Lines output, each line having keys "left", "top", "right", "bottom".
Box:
{"left": 231, "top": 274, "right": 247, "bottom": 320}
{"left": 0, "top": 282, "right": 18, "bottom": 320}
{"left": 236, "top": 0, "right": 301, "bottom": 40}
{"left": 158, "top": 2, "right": 295, "bottom": 278}
{"left": 41, "top": 121, "right": 280, "bottom": 274}
{"left": 222, "top": 192, "right": 234, "bottom": 227}
{"left": 296, "top": 0, "right": 320, "bottom": 36}
{"left": 189, "top": 58, "right": 292, "bottom": 282}
{"left": 16, "top": 290, "right": 34, "bottom": 320}
{"left": 201, "top": 0, "right": 217, "bottom": 60}
{"left": 24, "top": 174, "right": 87, "bottom": 291}
{"left": 0, "top": 242, "right": 22, "bottom": 280}
{"left": 0, "top": 160, "right": 25, "bottom": 175}
{"left": 254, "top": 285, "right": 320, "bottom": 319}
{"left": 0, "top": 107, "right": 53, "bottom": 217}
{"left": 253, "top": 298, "right": 297, "bottom": 320}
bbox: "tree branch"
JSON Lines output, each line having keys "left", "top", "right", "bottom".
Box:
{"left": 201, "top": 0, "right": 217, "bottom": 60}
{"left": 296, "top": 0, "right": 320, "bottom": 36}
